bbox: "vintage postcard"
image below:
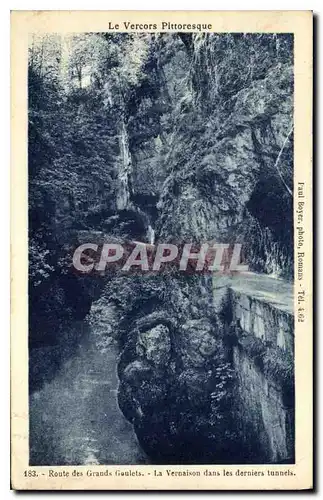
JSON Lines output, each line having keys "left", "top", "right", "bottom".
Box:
{"left": 11, "top": 10, "right": 313, "bottom": 490}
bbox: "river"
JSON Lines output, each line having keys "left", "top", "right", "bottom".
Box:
{"left": 29, "top": 320, "right": 148, "bottom": 466}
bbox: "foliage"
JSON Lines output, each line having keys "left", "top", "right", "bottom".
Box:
{"left": 238, "top": 334, "right": 266, "bottom": 364}
{"left": 238, "top": 334, "right": 293, "bottom": 389}
{"left": 28, "top": 33, "right": 151, "bottom": 290}
{"left": 263, "top": 346, "right": 294, "bottom": 388}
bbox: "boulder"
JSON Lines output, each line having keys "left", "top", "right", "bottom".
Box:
{"left": 137, "top": 324, "right": 171, "bottom": 367}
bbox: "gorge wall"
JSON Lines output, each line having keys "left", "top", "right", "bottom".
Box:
{"left": 29, "top": 32, "right": 294, "bottom": 464}
{"left": 223, "top": 274, "right": 294, "bottom": 463}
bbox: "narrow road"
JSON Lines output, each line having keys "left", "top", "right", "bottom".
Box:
{"left": 228, "top": 272, "right": 293, "bottom": 314}
{"left": 29, "top": 323, "right": 148, "bottom": 466}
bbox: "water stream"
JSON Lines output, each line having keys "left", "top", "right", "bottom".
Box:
{"left": 29, "top": 321, "right": 148, "bottom": 465}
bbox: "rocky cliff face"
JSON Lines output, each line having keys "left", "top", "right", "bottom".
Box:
{"left": 98, "top": 33, "right": 294, "bottom": 463}
{"left": 156, "top": 35, "right": 293, "bottom": 277}
{"left": 29, "top": 33, "right": 294, "bottom": 463}
{"left": 233, "top": 345, "right": 294, "bottom": 463}
{"left": 225, "top": 274, "right": 294, "bottom": 463}
{"left": 90, "top": 275, "right": 241, "bottom": 464}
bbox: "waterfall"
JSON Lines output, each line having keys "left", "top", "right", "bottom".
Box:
{"left": 147, "top": 225, "right": 155, "bottom": 245}
{"left": 116, "top": 121, "right": 132, "bottom": 211}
